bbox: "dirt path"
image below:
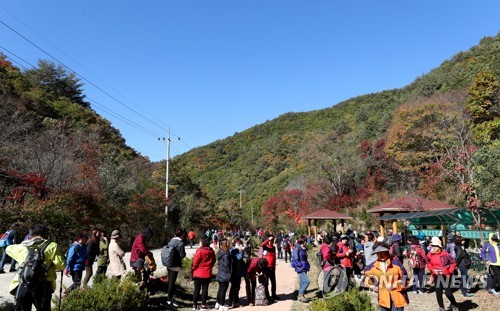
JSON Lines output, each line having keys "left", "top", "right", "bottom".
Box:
{"left": 0, "top": 246, "right": 299, "bottom": 310}
{"left": 236, "top": 259, "right": 297, "bottom": 311}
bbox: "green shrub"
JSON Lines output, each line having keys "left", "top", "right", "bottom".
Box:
{"left": 309, "top": 287, "right": 375, "bottom": 311}
{"left": 57, "top": 277, "right": 147, "bottom": 311}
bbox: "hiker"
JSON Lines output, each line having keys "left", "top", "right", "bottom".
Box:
{"left": 336, "top": 234, "right": 354, "bottom": 285}
{"left": 275, "top": 232, "right": 283, "bottom": 261}
{"left": 96, "top": 230, "right": 109, "bottom": 275}
{"left": 282, "top": 235, "right": 292, "bottom": 263}
{"left": 364, "top": 242, "right": 409, "bottom": 311}
{"left": 407, "top": 236, "right": 427, "bottom": 294}
{"left": 245, "top": 257, "right": 269, "bottom": 306}
{"left": 229, "top": 237, "right": 249, "bottom": 308}
{"left": 191, "top": 237, "right": 216, "bottom": 311}
{"left": 215, "top": 239, "right": 231, "bottom": 311}
{"left": 65, "top": 232, "right": 89, "bottom": 294}
{"left": 390, "top": 233, "right": 404, "bottom": 263}
{"left": 6, "top": 224, "right": 65, "bottom": 311}
{"left": 363, "top": 232, "right": 378, "bottom": 267}
{"left": 481, "top": 233, "right": 500, "bottom": 295}
{"left": 261, "top": 234, "right": 279, "bottom": 302}
{"left": 83, "top": 228, "right": 100, "bottom": 288}
{"left": 427, "top": 236, "right": 459, "bottom": 311}
{"left": 454, "top": 236, "right": 473, "bottom": 297}
{"left": 188, "top": 229, "right": 196, "bottom": 249}
{"left": 294, "top": 238, "right": 310, "bottom": 302}
{"left": 108, "top": 230, "right": 126, "bottom": 280}
{"left": 0, "top": 223, "right": 20, "bottom": 273}
{"left": 164, "top": 227, "right": 187, "bottom": 308}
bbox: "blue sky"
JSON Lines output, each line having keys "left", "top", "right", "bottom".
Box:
{"left": 1, "top": 1, "right": 499, "bottom": 161}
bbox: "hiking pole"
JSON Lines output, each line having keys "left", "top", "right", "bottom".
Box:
{"left": 58, "top": 269, "right": 63, "bottom": 310}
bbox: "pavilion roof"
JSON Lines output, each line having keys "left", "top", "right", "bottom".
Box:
{"left": 302, "top": 208, "right": 352, "bottom": 220}
{"left": 367, "top": 195, "right": 456, "bottom": 214}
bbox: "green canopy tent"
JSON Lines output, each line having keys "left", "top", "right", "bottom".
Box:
{"left": 378, "top": 208, "right": 500, "bottom": 240}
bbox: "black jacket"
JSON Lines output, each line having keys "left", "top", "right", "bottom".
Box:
{"left": 216, "top": 250, "right": 231, "bottom": 282}
{"left": 455, "top": 246, "right": 471, "bottom": 269}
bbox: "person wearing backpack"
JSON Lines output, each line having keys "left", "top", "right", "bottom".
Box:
{"left": 6, "top": 224, "right": 65, "bottom": 311}
{"left": 390, "top": 234, "right": 404, "bottom": 264}
{"left": 0, "top": 223, "right": 20, "bottom": 273}
{"left": 163, "top": 227, "right": 186, "bottom": 308}
{"left": 407, "top": 236, "right": 427, "bottom": 294}
{"left": 282, "top": 235, "right": 292, "bottom": 263}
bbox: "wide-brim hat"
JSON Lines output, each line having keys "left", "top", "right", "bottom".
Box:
{"left": 392, "top": 233, "right": 402, "bottom": 242}
{"left": 111, "top": 230, "right": 121, "bottom": 239}
{"left": 431, "top": 236, "right": 442, "bottom": 248}
{"left": 372, "top": 245, "right": 390, "bottom": 254}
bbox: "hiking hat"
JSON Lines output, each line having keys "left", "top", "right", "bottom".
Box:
{"left": 372, "top": 245, "right": 390, "bottom": 254}
{"left": 430, "top": 236, "right": 442, "bottom": 248}
{"left": 340, "top": 234, "right": 348, "bottom": 240}
{"left": 111, "top": 230, "right": 121, "bottom": 239}
{"left": 132, "top": 258, "right": 145, "bottom": 269}
{"left": 392, "top": 233, "right": 402, "bottom": 242}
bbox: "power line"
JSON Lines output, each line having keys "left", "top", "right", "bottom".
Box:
{"left": 0, "top": 45, "right": 35, "bottom": 69}
{"left": 0, "top": 4, "right": 177, "bottom": 137}
{"left": 0, "top": 18, "right": 175, "bottom": 141}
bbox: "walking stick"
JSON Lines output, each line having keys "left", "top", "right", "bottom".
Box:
{"left": 59, "top": 269, "right": 64, "bottom": 310}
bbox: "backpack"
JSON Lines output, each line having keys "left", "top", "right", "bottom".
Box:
{"left": 254, "top": 274, "right": 268, "bottom": 306}
{"left": 161, "top": 243, "right": 178, "bottom": 268}
{"left": 0, "top": 230, "right": 12, "bottom": 248}
{"left": 408, "top": 248, "right": 420, "bottom": 269}
{"left": 316, "top": 250, "right": 324, "bottom": 267}
{"left": 19, "top": 241, "right": 51, "bottom": 289}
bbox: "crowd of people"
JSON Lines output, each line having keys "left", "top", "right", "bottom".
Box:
{"left": 1, "top": 222, "right": 499, "bottom": 311}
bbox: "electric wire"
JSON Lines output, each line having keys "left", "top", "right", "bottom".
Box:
{"left": 0, "top": 19, "right": 182, "bottom": 141}
{"left": 0, "top": 4, "right": 176, "bottom": 137}
{"left": 0, "top": 45, "right": 35, "bottom": 69}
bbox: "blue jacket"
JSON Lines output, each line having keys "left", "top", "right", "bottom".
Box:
{"left": 66, "top": 242, "right": 88, "bottom": 272}
{"left": 294, "top": 246, "right": 310, "bottom": 273}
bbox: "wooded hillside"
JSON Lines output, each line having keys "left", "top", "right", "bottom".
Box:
{"left": 1, "top": 34, "right": 498, "bottom": 240}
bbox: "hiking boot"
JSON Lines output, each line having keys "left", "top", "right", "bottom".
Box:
{"left": 272, "top": 295, "right": 280, "bottom": 300}
{"left": 450, "top": 305, "right": 459, "bottom": 311}
{"left": 232, "top": 302, "right": 240, "bottom": 308}
{"left": 462, "top": 292, "right": 474, "bottom": 297}
{"left": 167, "top": 301, "right": 179, "bottom": 308}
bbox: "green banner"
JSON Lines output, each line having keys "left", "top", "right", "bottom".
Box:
{"left": 411, "top": 229, "right": 493, "bottom": 239}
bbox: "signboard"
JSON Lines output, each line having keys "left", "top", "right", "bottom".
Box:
{"left": 411, "top": 229, "right": 493, "bottom": 239}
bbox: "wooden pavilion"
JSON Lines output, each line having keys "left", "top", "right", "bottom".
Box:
{"left": 302, "top": 209, "right": 352, "bottom": 240}
{"left": 367, "top": 196, "right": 456, "bottom": 237}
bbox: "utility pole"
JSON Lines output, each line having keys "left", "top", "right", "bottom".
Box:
{"left": 158, "top": 127, "right": 179, "bottom": 229}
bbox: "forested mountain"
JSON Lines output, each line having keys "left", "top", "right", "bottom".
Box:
{"left": 172, "top": 34, "right": 499, "bottom": 230}
{"left": 1, "top": 34, "right": 498, "bottom": 241}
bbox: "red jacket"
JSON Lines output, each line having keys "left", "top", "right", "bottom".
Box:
{"left": 336, "top": 242, "right": 354, "bottom": 268}
{"left": 320, "top": 242, "right": 334, "bottom": 271}
{"left": 261, "top": 239, "right": 276, "bottom": 269}
{"left": 192, "top": 246, "right": 216, "bottom": 279}
{"left": 427, "top": 250, "right": 456, "bottom": 276}
{"left": 130, "top": 234, "right": 153, "bottom": 263}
